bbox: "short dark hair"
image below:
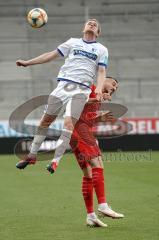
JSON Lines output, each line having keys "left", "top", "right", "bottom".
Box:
{"left": 106, "top": 76, "right": 118, "bottom": 83}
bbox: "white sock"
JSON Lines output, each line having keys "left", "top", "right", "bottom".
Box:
{"left": 87, "top": 212, "right": 97, "bottom": 219}
{"left": 98, "top": 203, "right": 109, "bottom": 210}
{"left": 53, "top": 129, "right": 72, "bottom": 164}
{"left": 29, "top": 134, "right": 46, "bottom": 155}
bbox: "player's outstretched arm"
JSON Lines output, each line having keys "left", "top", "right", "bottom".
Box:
{"left": 16, "top": 49, "right": 60, "bottom": 67}
{"left": 94, "top": 112, "right": 116, "bottom": 123}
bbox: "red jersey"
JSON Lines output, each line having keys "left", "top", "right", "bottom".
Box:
{"left": 70, "top": 85, "right": 101, "bottom": 167}
{"left": 78, "top": 85, "right": 100, "bottom": 127}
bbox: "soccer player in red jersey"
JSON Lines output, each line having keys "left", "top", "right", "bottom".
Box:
{"left": 70, "top": 77, "right": 124, "bottom": 226}
{"left": 50, "top": 77, "right": 124, "bottom": 227}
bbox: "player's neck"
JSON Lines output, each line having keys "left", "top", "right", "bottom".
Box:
{"left": 83, "top": 33, "right": 97, "bottom": 43}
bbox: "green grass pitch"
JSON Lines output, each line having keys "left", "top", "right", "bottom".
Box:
{"left": 0, "top": 151, "right": 159, "bottom": 240}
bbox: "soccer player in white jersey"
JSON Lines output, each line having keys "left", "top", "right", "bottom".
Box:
{"left": 15, "top": 19, "right": 110, "bottom": 172}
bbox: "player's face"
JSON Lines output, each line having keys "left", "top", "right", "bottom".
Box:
{"left": 107, "top": 78, "right": 118, "bottom": 92}
{"left": 102, "top": 78, "right": 118, "bottom": 100}
{"left": 83, "top": 20, "right": 99, "bottom": 37}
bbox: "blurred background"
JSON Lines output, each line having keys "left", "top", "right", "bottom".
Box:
{"left": 0, "top": 0, "right": 159, "bottom": 151}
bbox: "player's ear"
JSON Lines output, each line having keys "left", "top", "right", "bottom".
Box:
{"left": 96, "top": 28, "right": 101, "bottom": 37}
{"left": 97, "top": 24, "right": 101, "bottom": 37}
{"left": 82, "top": 22, "right": 86, "bottom": 34}
{"left": 95, "top": 32, "right": 99, "bottom": 37}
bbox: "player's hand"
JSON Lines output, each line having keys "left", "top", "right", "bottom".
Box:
{"left": 101, "top": 112, "right": 116, "bottom": 123}
{"left": 16, "top": 60, "right": 29, "bottom": 67}
{"left": 103, "top": 93, "right": 112, "bottom": 101}
{"left": 95, "top": 87, "right": 103, "bottom": 101}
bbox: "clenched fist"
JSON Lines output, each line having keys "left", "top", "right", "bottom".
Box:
{"left": 16, "top": 60, "right": 29, "bottom": 67}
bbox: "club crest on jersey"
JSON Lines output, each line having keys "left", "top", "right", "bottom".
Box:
{"left": 73, "top": 49, "right": 97, "bottom": 61}
{"left": 92, "top": 48, "right": 97, "bottom": 52}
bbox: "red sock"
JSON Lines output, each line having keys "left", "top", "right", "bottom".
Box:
{"left": 82, "top": 177, "right": 94, "bottom": 213}
{"left": 92, "top": 168, "right": 106, "bottom": 204}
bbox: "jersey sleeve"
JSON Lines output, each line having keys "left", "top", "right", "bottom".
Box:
{"left": 98, "top": 46, "right": 108, "bottom": 68}
{"left": 57, "top": 38, "right": 73, "bottom": 57}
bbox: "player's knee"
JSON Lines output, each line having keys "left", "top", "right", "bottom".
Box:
{"left": 64, "top": 118, "right": 74, "bottom": 131}
{"left": 82, "top": 166, "right": 92, "bottom": 178}
{"left": 83, "top": 173, "right": 92, "bottom": 178}
{"left": 88, "top": 157, "right": 103, "bottom": 168}
{"left": 40, "top": 114, "right": 55, "bottom": 128}
{"left": 88, "top": 160, "right": 97, "bottom": 168}
{"left": 64, "top": 122, "right": 73, "bottom": 131}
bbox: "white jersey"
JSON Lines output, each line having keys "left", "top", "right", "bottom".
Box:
{"left": 57, "top": 38, "right": 108, "bottom": 87}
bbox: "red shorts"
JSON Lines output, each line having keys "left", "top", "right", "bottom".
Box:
{"left": 70, "top": 122, "right": 101, "bottom": 169}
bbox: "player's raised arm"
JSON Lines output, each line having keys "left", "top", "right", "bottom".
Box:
{"left": 95, "top": 66, "right": 107, "bottom": 100}
{"left": 95, "top": 45, "right": 109, "bottom": 100}
{"left": 16, "top": 49, "right": 60, "bottom": 67}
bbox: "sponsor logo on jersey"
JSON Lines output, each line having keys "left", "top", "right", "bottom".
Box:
{"left": 73, "top": 49, "right": 97, "bottom": 61}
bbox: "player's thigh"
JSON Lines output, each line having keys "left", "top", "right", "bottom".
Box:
{"left": 44, "top": 94, "right": 64, "bottom": 116}
{"left": 71, "top": 143, "right": 91, "bottom": 171}
{"left": 65, "top": 92, "right": 89, "bottom": 121}
{"left": 45, "top": 81, "right": 70, "bottom": 116}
